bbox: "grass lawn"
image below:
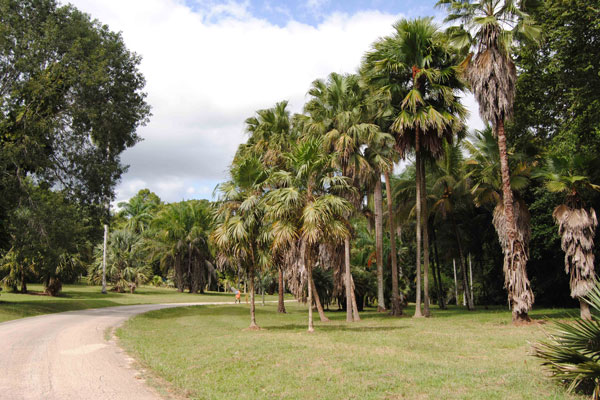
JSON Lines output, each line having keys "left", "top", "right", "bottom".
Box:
{"left": 0, "top": 283, "right": 268, "bottom": 323}
{"left": 117, "top": 303, "right": 585, "bottom": 400}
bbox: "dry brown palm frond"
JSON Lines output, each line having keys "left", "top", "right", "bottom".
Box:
{"left": 465, "top": 47, "right": 516, "bottom": 126}
{"left": 318, "top": 242, "right": 345, "bottom": 298}
{"left": 283, "top": 240, "right": 306, "bottom": 301}
{"left": 493, "top": 199, "right": 534, "bottom": 314}
{"left": 493, "top": 199, "right": 531, "bottom": 256}
{"left": 553, "top": 205, "right": 598, "bottom": 298}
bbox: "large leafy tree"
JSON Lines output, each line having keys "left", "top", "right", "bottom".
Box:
{"left": 437, "top": 0, "right": 539, "bottom": 322}
{"left": 364, "top": 18, "right": 466, "bottom": 317}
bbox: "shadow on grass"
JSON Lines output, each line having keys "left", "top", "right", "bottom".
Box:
{"left": 264, "top": 323, "right": 407, "bottom": 332}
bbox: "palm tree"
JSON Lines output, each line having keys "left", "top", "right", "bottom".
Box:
{"left": 431, "top": 140, "right": 474, "bottom": 310}
{"left": 535, "top": 155, "right": 600, "bottom": 320}
{"left": 364, "top": 18, "right": 467, "bottom": 317}
{"left": 264, "top": 138, "right": 352, "bottom": 332}
{"left": 212, "top": 156, "right": 269, "bottom": 330}
{"left": 238, "top": 101, "right": 296, "bottom": 313}
{"left": 117, "top": 189, "right": 161, "bottom": 234}
{"left": 151, "top": 201, "right": 213, "bottom": 293}
{"left": 304, "top": 72, "right": 378, "bottom": 322}
{"left": 437, "top": 0, "right": 540, "bottom": 323}
{"left": 89, "top": 229, "right": 150, "bottom": 293}
{"left": 464, "top": 127, "right": 534, "bottom": 315}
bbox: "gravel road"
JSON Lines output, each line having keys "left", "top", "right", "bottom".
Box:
{"left": 0, "top": 302, "right": 235, "bottom": 399}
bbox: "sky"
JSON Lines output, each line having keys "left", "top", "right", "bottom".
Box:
{"left": 65, "top": 0, "right": 483, "bottom": 205}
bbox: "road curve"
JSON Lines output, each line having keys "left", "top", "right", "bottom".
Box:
{"left": 0, "top": 302, "right": 235, "bottom": 400}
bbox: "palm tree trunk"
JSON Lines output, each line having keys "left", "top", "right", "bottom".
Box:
{"left": 496, "top": 119, "right": 533, "bottom": 323}
{"left": 432, "top": 226, "right": 446, "bottom": 309}
{"left": 385, "top": 170, "right": 402, "bottom": 316}
{"left": 102, "top": 223, "right": 108, "bottom": 294}
{"left": 310, "top": 273, "right": 329, "bottom": 322}
{"left": 374, "top": 176, "right": 385, "bottom": 312}
{"left": 345, "top": 237, "right": 353, "bottom": 322}
{"left": 175, "top": 256, "right": 184, "bottom": 292}
{"left": 248, "top": 265, "right": 259, "bottom": 330}
{"left": 580, "top": 298, "right": 592, "bottom": 321}
{"left": 453, "top": 259, "right": 458, "bottom": 305}
{"left": 420, "top": 154, "right": 431, "bottom": 317}
{"left": 278, "top": 266, "right": 286, "bottom": 313}
{"left": 414, "top": 144, "right": 423, "bottom": 318}
{"left": 350, "top": 274, "right": 361, "bottom": 321}
{"left": 20, "top": 268, "right": 27, "bottom": 294}
{"left": 306, "top": 248, "right": 315, "bottom": 332}
{"left": 451, "top": 214, "right": 474, "bottom": 310}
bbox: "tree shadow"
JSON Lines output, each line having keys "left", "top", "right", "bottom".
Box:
{"left": 263, "top": 323, "right": 408, "bottom": 332}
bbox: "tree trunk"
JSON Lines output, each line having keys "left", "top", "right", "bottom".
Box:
{"left": 469, "top": 253, "right": 474, "bottom": 306}
{"left": 451, "top": 214, "right": 474, "bottom": 310}
{"left": 580, "top": 298, "right": 592, "bottom": 321}
{"left": 453, "top": 258, "right": 458, "bottom": 306}
{"left": 350, "top": 274, "right": 361, "bottom": 321}
{"left": 420, "top": 155, "right": 431, "bottom": 317}
{"left": 175, "top": 256, "right": 184, "bottom": 292}
{"left": 345, "top": 237, "right": 353, "bottom": 322}
{"left": 497, "top": 119, "right": 533, "bottom": 323}
{"left": 188, "top": 243, "right": 193, "bottom": 293}
{"left": 414, "top": 140, "right": 423, "bottom": 318}
{"left": 432, "top": 227, "right": 446, "bottom": 309}
{"left": 385, "top": 170, "right": 402, "bottom": 316}
{"left": 278, "top": 266, "right": 286, "bottom": 313}
{"left": 20, "top": 268, "right": 27, "bottom": 294}
{"left": 306, "top": 248, "right": 315, "bottom": 332}
{"left": 102, "top": 223, "right": 108, "bottom": 294}
{"left": 374, "top": 177, "right": 386, "bottom": 312}
{"left": 248, "top": 266, "right": 259, "bottom": 329}
{"left": 310, "top": 273, "right": 330, "bottom": 322}
{"left": 430, "top": 234, "right": 440, "bottom": 307}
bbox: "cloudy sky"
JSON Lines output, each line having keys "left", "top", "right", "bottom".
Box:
{"left": 66, "top": 0, "right": 483, "bottom": 204}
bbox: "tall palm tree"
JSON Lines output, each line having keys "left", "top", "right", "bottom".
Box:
{"left": 364, "top": 18, "right": 467, "bottom": 317}
{"left": 464, "top": 127, "right": 534, "bottom": 316}
{"left": 212, "top": 156, "right": 269, "bottom": 330}
{"left": 304, "top": 72, "right": 378, "bottom": 322}
{"left": 265, "top": 138, "right": 352, "bottom": 332}
{"left": 535, "top": 155, "right": 600, "bottom": 320}
{"left": 437, "top": 0, "right": 540, "bottom": 323}
{"left": 238, "top": 101, "right": 296, "bottom": 313}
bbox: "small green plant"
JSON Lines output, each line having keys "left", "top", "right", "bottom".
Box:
{"left": 533, "top": 284, "right": 600, "bottom": 399}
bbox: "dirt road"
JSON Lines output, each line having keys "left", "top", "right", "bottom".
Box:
{"left": 0, "top": 302, "right": 234, "bottom": 399}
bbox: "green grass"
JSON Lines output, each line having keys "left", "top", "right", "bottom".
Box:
{"left": 117, "top": 303, "right": 585, "bottom": 400}
{"left": 0, "top": 283, "right": 269, "bottom": 323}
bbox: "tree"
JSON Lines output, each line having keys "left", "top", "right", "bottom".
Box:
{"left": 117, "top": 189, "right": 161, "bottom": 234}
{"left": 438, "top": 0, "right": 539, "bottom": 323}
{"left": 431, "top": 140, "right": 474, "bottom": 310}
{"left": 238, "top": 101, "right": 296, "bottom": 313}
{"left": 89, "top": 229, "right": 150, "bottom": 293}
{"left": 364, "top": 18, "right": 466, "bottom": 317}
{"left": 264, "top": 138, "right": 352, "bottom": 332}
{"left": 304, "top": 72, "right": 377, "bottom": 322}
{"left": 212, "top": 157, "right": 269, "bottom": 330}
{"left": 536, "top": 155, "right": 600, "bottom": 320}
{"left": 151, "top": 200, "right": 213, "bottom": 294}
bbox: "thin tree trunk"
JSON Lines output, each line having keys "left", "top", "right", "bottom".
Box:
{"left": 20, "top": 268, "right": 27, "bottom": 294}
{"left": 414, "top": 139, "right": 423, "bottom": 318}
{"left": 102, "top": 223, "right": 108, "bottom": 294}
{"left": 420, "top": 155, "right": 431, "bottom": 317}
{"left": 580, "top": 298, "right": 592, "bottom": 321}
{"left": 310, "top": 273, "right": 330, "bottom": 322}
{"left": 374, "top": 177, "right": 386, "bottom": 311}
{"left": 385, "top": 170, "right": 402, "bottom": 316}
{"left": 469, "top": 253, "right": 474, "bottom": 306}
{"left": 248, "top": 266, "right": 259, "bottom": 330}
{"left": 175, "top": 256, "right": 184, "bottom": 293}
{"left": 497, "top": 119, "right": 533, "bottom": 323}
{"left": 430, "top": 232, "right": 440, "bottom": 308}
{"left": 453, "top": 259, "right": 458, "bottom": 306}
{"left": 451, "top": 214, "right": 474, "bottom": 310}
{"left": 345, "top": 237, "right": 353, "bottom": 322}
{"left": 350, "top": 274, "right": 361, "bottom": 321}
{"left": 188, "top": 243, "right": 192, "bottom": 293}
{"left": 306, "top": 248, "right": 315, "bottom": 332}
{"left": 278, "top": 266, "right": 286, "bottom": 313}
{"left": 432, "top": 227, "right": 446, "bottom": 309}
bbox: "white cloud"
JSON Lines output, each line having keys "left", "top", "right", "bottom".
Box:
{"left": 66, "top": 0, "right": 482, "bottom": 204}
